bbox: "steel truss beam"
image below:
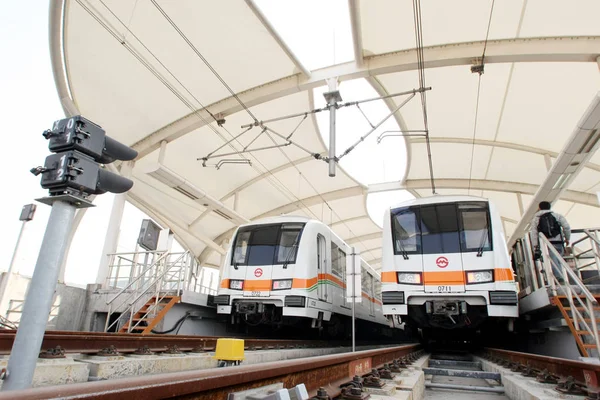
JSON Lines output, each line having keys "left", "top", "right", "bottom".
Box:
{"left": 126, "top": 36, "right": 600, "bottom": 158}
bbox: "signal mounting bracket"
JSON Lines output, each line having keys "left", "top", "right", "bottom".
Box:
{"left": 35, "top": 194, "right": 95, "bottom": 209}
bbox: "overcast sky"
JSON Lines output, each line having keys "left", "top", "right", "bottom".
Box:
{"left": 0, "top": 1, "right": 412, "bottom": 287}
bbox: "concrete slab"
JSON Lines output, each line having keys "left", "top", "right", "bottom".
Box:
{"left": 0, "top": 357, "right": 89, "bottom": 388}
{"left": 395, "top": 368, "right": 425, "bottom": 400}
{"left": 371, "top": 393, "right": 411, "bottom": 400}
{"left": 75, "top": 345, "right": 385, "bottom": 381}
{"left": 364, "top": 383, "right": 396, "bottom": 396}
{"left": 476, "top": 356, "right": 581, "bottom": 400}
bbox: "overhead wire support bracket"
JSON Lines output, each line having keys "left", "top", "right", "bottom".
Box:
{"left": 335, "top": 91, "right": 419, "bottom": 161}
{"left": 376, "top": 130, "right": 428, "bottom": 143}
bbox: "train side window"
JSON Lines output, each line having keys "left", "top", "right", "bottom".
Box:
{"left": 391, "top": 207, "right": 421, "bottom": 255}
{"left": 459, "top": 202, "right": 492, "bottom": 252}
{"left": 331, "top": 242, "right": 345, "bottom": 278}
{"left": 361, "top": 268, "right": 372, "bottom": 295}
{"left": 374, "top": 278, "right": 381, "bottom": 299}
{"left": 420, "top": 204, "right": 460, "bottom": 254}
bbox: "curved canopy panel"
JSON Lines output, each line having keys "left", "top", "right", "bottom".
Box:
{"left": 56, "top": 0, "right": 600, "bottom": 271}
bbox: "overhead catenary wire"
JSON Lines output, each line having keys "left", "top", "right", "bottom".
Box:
{"left": 412, "top": 0, "right": 436, "bottom": 195}
{"left": 468, "top": 0, "right": 496, "bottom": 193}
{"left": 81, "top": 0, "right": 380, "bottom": 261}
{"left": 150, "top": 0, "right": 259, "bottom": 124}
{"left": 79, "top": 0, "right": 321, "bottom": 221}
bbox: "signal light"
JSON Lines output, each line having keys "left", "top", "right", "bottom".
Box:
{"left": 32, "top": 116, "right": 137, "bottom": 199}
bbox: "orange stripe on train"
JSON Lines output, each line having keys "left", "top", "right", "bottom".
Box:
{"left": 380, "top": 269, "right": 515, "bottom": 284}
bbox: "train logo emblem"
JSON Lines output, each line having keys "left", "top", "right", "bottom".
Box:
{"left": 254, "top": 268, "right": 263, "bottom": 277}
{"left": 436, "top": 257, "right": 449, "bottom": 268}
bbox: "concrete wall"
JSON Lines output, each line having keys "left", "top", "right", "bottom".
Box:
{"left": 527, "top": 329, "right": 581, "bottom": 360}
{"left": 158, "top": 303, "right": 227, "bottom": 336}
{"left": 51, "top": 284, "right": 87, "bottom": 331}
{"left": 0, "top": 273, "right": 88, "bottom": 331}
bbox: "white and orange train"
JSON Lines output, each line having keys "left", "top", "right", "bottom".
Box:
{"left": 213, "top": 216, "right": 398, "bottom": 337}
{"left": 381, "top": 195, "right": 519, "bottom": 332}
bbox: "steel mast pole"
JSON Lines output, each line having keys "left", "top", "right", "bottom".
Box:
{"left": 2, "top": 200, "right": 76, "bottom": 391}
{"left": 324, "top": 78, "right": 342, "bottom": 177}
{"left": 351, "top": 247, "right": 356, "bottom": 353}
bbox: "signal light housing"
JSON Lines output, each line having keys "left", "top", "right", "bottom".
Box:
{"left": 33, "top": 116, "right": 137, "bottom": 200}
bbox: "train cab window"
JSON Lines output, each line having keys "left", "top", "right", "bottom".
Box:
{"left": 232, "top": 223, "right": 305, "bottom": 266}
{"left": 276, "top": 224, "right": 303, "bottom": 263}
{"left": 233, "top": 231, "right": 250, "bottom": 264}
{"left": 458, "top": 202, "right": 492, "bottom": 253}
{"left": 420, "top": 204, "right": 461, "bottom": 254}
{"left": 391, "top": 207, "right": 421, "bottom": 255}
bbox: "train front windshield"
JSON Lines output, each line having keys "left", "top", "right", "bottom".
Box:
{"left": 231, "top": 223, "right": 305, "bottom": 266}
{"left": 391, "top": 202, "right": 492, "bottom": 255}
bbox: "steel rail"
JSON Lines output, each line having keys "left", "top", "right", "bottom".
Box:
{"left": 484, "top": 347, "right": 600, "bottom": 390}
{"left": 0, "top": 344, "right": 421, "bottom": 399}
{"left": 0, "top": 330, "right": 346, "bottom": 355}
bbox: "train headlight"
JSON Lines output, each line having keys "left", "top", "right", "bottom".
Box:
{"left": 229, "top": 280, "right": 244, "bottom": 290}
{"left": 272, "top": 279, "right": 293, "bottom": 290}
{"left": 397, "top": 272, "right": 422, "bottom": 285}
{"left": 466, "top": 270, "right": 494, "bottom": 284}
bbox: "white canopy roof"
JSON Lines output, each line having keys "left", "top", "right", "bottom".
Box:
{"left": 52, "top": 0, "right": 600, "bottom": 270}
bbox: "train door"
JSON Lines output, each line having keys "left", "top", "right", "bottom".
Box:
{"left": 317, "top": 234, "right": 327, "bottom": 301}
{"left": 458, "top": 202, "right": 495, "bottom": 288}
{"left": 420, "top": 204, "right": 465, "bottom": 293}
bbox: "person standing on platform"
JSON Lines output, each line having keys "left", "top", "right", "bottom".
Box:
{"left": 531, "top": 201, "right": 571, "bottom": 283}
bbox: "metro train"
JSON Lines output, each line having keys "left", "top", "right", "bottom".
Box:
{"left": 380, "top": 195, "right": 519, "bottom": 334}
{"left": 213, "top": 216, "right": 399, "bottom": 337}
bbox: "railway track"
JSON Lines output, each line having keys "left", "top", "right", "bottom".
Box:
{"left": 483, "top": 347, "right": 600, "bottom": 397}
{"left": 0, "top": 330, "right": 347, "bottom": 355}
{"left": 0, "top": 344, "right": 423, "bottom": 399}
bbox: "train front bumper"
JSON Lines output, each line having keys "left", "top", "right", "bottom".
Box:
{"left": 382, "top": 290, "right": 518, "bottom": 318}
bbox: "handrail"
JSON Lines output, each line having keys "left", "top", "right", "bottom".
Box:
{"left": 584, "top": 229, "right": 600, "bottom": 247}
{"left": 128, "top": 252, "right": 188, "bottom": 306}
{"left": 105, "top": 252, "right": 189, "bottom": 333}
{"left": 106, "top": 252, "right": 170, "bottom": 305}
{"left": 539, "top": 234, "right": 597, "bottom": 305}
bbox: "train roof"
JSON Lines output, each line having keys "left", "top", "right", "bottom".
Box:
{"left": 388, "top": 194, "right": 490, "bottom": 210}
{"left": 238, "top": 215, "right": 313, "bottom": 228}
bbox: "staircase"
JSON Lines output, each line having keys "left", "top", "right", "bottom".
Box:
{"left": 551, "top": 294, "right": 600, "bottom": 357}
{"left": 538, "top": 232, "right": 600, "bottom": 358}
{"left": 105, "top": 251, "right": 189, "bottom": 334}
{"left": 119, "top": 295, "right": 180, "bottom": 334}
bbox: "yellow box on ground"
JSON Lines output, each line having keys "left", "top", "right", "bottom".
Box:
{"left": 214, "top": 338, "right": 245, "bottom": 361}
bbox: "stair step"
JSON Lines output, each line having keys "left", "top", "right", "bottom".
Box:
{"left": 564, "top": 307, "right": 600, "bottom": 311}
{"left": 576, "top": 330, "right": 593, "bottom": 335}
{"left": 583, "top": 344, "right": 600, "bottom": 348}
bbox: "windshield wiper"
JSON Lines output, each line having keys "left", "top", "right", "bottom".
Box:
{"left": 396, "top": 239, "right": 409, "bottom": 260}
{"left": 282, "top": 233, "right": 301, "bottom": 269}
{"left": 476, "top": 228, "right": 489, "bottom": 257}
{"left": 233, "top": 262, "right": 239, "bottom": 270}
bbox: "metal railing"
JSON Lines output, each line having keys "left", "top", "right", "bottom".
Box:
{"left": 104, "top": 251, "right": 188, "bottom": 333}
{"left": 5, "top": 299, "right": 60, "bottom": 327}
{"left": 570, "top": 229, "right": 600, "bottom": 282}
{"left": 538, "top": 234, "right": 600, "bottom": 356}
{"left": 103, "top": 250, "right": 219, "bottom": 333}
